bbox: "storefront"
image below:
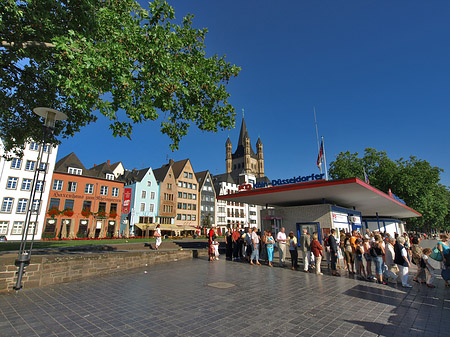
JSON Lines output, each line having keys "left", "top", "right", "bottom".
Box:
{"left": 218, "top": 177, "right": 420, "bottom": 242}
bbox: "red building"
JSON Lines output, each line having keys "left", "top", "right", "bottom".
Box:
{"left": 43, "top": 153, "right": 124, "bottom": 239}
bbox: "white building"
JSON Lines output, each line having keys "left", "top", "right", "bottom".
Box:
{"left": 0, "top": 140, "right": 59, "bottom": 240}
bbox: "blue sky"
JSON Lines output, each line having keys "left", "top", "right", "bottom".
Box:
{"left": 58, "top": 0, "right": 450, "bottom": 188}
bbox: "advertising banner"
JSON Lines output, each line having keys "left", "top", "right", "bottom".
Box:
{"left": 122, "top": 188, "right": 132, "bottom": 213}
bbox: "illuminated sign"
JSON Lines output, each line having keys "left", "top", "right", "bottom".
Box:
{"left": 238, "top": 173, "right": 326, "bottom": 191}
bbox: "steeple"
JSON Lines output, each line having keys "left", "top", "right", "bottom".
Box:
{"left": 237, "top": 117, "right": 250, "bottom": 149}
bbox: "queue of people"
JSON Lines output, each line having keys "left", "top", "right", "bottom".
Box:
{"left": 221, "top": 225, "right": 450, "bottom": 289}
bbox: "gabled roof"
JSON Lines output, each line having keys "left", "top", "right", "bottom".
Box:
{"left": 195, "top": 170, "right": 209, "bottom": 190}
{"left": 122, "top": 168, "right": 151, "bottom": 185}
{"left": 88, "top": 162, "right": 114, "bottom": 177}
{"left": 54, "top": 152, "right": 86, "bottom": 173}
{"left": 153, "top": 166, "right": 171, "bottom": 183}
{"left": 212, "top": 172, "right": 236, "bottom": 185}
{"left": 171, "top": 159, "right": 190, "bottom": 179}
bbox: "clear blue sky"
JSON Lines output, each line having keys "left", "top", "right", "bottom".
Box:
{"left": 58, "top": 0, "right": 450, "bottom": 189}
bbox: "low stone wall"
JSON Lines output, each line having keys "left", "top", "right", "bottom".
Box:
{"left": 0, "top": 249, "right": 207, "bottom": 293}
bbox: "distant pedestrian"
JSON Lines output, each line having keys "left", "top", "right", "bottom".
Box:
{"left": 411, "top": 236, "right": 425, "bottom": 284}
{"left": 343, "top": 232, "right": 355, "bottom": 274}
{"left": 394, "top": 236, "right": 412, "bottom": 288}
{"left": 421, "top": 248, "right": 435, "bottom": 288}
{"left": 250, "top": 227, "right": 261, "bottom": 265}
{"left": 288, "top": 231, "right": 298, "bottom": 270}
{"left": 266, "top": 231, "right": 275, "bottom": 267}
{"left": 208, "top": 226, "right": 216, "bottom": 262}
{"left": 225, "top": 226, "right": 233, "bottom": 261}
{"left": 154, "top": 224, "right": 162, "bottom": 250}
{"left": 310, "top": 233, "right": 323, "bottom": 275}
{"left": 299, "top": 228, "right": 311, "bottom": 272}
{"left": 277, "top": 227, "right": 287, "bottom": 267}
{"left": 373, "top": 234, "right": 387, "bottom": 285}
{"left": 328, "top": 229, "right": 340, "bottom": 276}
{"left": 232, "top": 227, "right": 241, "bottom": 261}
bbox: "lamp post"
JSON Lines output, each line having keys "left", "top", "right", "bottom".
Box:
{"left": 14, "top": 107, "right": 67, "bottom": 290}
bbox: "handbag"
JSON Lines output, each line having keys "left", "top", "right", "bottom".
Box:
{"left": 430, "top": 247, "right": 443, "bottom": 261}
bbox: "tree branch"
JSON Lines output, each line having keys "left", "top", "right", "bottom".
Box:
{"left": 1, "top": 41, "right": 56, "bottom": 48}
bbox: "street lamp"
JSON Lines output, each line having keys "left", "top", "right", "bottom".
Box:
{"left": 14, "top": 107, "right": 67, "bottom": 290}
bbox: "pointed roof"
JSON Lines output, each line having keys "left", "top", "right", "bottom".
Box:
{"left": 232, "top": 118, "right": 256, "bottom": 159}
{"left": 54, "top": 152, "right": 86, "bottom": 173}
{"left": 153, "top": 165, "right": 171, "bottom": 183}
{"left": 226, "top": 137, "right": 232, "bottom": 146}
{"left": 122, "top": 168, "right": 151, "bottom": 184}
{"left": 195, "top": 170, "right": 209, "bottom": 190}
{"left": 171, "top": 159, "right": 190, "bottom": 179}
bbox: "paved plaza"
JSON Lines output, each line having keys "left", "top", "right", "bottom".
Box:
{"left": 0, "top": 253, "right": 449, "bottom": 337}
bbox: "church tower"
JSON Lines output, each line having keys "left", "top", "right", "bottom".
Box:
{"left": 225, "top": 117, "right": 265, "bottom": 178}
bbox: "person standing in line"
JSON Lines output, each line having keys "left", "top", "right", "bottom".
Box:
{"left": 208, "top": 226, "right": 216, "bottom": 262}
{"left": 277, "top": 227, "right": 287, "bottom": 267}
{"left": 260, "top": 230, "right": 268, "bottom": 263}
{"left": 437, "top": 233, "right": 450, "bottom": 288}
{"left": 310, "top": 232, "right": 324, "bottom": 275}
{"left": 344, "top": 232, "right": 355, "bottom": 274}
{"left": 266, "top": 231, "right": 275, "bottom": 267}
{"left": 232, "top": 227, "right": 241, "bottom": 261}
{"left": 394, "top": 236, "right": 412, "bottom": 288}
{"left": 355, "top": 238, "right": 367, "bottom": 280}
{"left": 363, "top": 237, "right": 375, "bottom": 281}
{"left": 384, "top": 236, "right": 399, "bottom": 283}
{"left": 411, "top": 236, "right": 425, "bottom": 284}
{"left": 299, "top": 228, "right": 311, "bottom": 272}
{"left": 245, "top": 227, "right": 253, "bottom": 262}
{"left": 421, "top": 248, "right": 436, "bottom": 288}
{"left": 225, "top": 226, "right": 233, "bottom": 261}
{"left": 373, "top": 234, "right": 387, "bottom": 285}
{"left": 250, "top": 227, "right": 261, "bottom": 265}
{"left": 328, "top": 229, "right": 340, "bottom": 276}
{"left": 350, "top": 230, "right": 359, "bottom": 276}
{"left": 288, "top": 231, "right": 298, "bottom": 270}
{"left": 154, "top": 224, "right": 162, "bottom": 250}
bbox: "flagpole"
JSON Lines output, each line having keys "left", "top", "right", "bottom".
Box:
{"left": 313, "top": 106, "right": 320, "bottom": 152}
{"left": 321, "top": 136, "right": 329, "bottom": 180}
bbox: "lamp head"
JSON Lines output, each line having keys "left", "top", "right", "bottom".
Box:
{"left": 33, "top": 107, "right": 67, "bottom": 129}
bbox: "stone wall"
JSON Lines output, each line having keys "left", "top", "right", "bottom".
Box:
{"left": 0, "top": 249, "right": 207, "bottom": 293}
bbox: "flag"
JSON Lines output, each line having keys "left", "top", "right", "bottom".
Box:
{"left": 317, "top": 140, "right": 324, "bottom": 172}
{"left": 363, "top": 167, "right": 370, "bottom": 184}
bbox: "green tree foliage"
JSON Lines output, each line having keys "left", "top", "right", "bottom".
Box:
{"left": 0, "top": 0, "right": 240, "bottom": 154}
{"left": 329, "top": 148, "right": 450, "bottom": 231}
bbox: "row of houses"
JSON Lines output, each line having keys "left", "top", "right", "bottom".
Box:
{"left": 0, "top": 118, "right": 269, "bottom": 240}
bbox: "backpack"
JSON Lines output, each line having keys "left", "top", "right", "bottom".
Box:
{"left": 369, "top": 246, "right": 378, "bottom": 258}
{"left": 419, "top": 257, "right": 426, "bottom": 269}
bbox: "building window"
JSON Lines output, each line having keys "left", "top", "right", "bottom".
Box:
{"left": 177, "top": 214, "right": 181, "bottom": 220}
{"left": 183, "top": 192, "right": 187, "bottom": 199}
{"left": 67, "top": 181, "right": 77, "bottom": 192}
{"left": 0, "top": 221, "right": 8, "bottom": 235}
{"left": 25, "top": 160, "right": 36, "bottom": 171}
{"left": 29, "top": 142, "right": 39, "bottom": 151}
{"left": 49, "top": 198, "right": 60, "bottom": 209}
{"left": 28, "top": 222, "right": 36, "bottom": 235}
{"left": 85, "top": 183, "right": 94, "bottom": 194}
{"left": 167, "top": 183, "right": 172, "bottom": 190}
{"left": 43, "top": 144, "right": 51, "bottom": 153}
{"left": 68, "top": 167, "right": 82, "bottom": 175}
{"left": 11, "top": 221, "right": 24, "bottom": 235}
{"left": 112, "top": 187, "right": 119, "bottom": 197}
{"left": 193, "top": 194, "right": 197, "bottom": 200}
{"left": 140, "top": 203, "right": 145, "bottom": 212}
{"left": 82, "top": 200, "right": 92, "bottom": 211}
{"left": 106, "top": 173, "right": 114, "bottom": 180}
{"left": 1, "top": 197, "right": 14, "bottom": 213}
{"left": 187, "top": 214, "right": 191, "bottom": 221}
{"left": 193, "top": 204, "right": 196, "bottom": 211}
{"left": 11, "top": 158, "right": 22, "bottom": 169}
{"left": 150, "top": 192, "right": 155, "bottom": 199}
{"left": 32, "top": 200, "right": 41, "bottom": 213}
{"left": 6, "top": 177, "right": 18, "bottom": 189}
{"left": 149, "top": 204, "right": 154, "bottom": 212}
{"left": 38, "top": 162, "right": 47, "bottom": 172}
{"left": 181, "top": 214, "right": 186, "bottom": 220}
{"left": 16, "top": 198, "right": 28, "bottom": 213}
{"left": 184, "top": 172, "right": 188, "bottom": 178}
{"left": 178, "top": 192, "right": 182, "bottom": 198}
{"left": 193, "top": 184, "right": 197, "bottom": 190}
{"left": 188, "top": 193, "right": 192, "bottom": 199}
{"left": 147, "top": 181, "right": 152, "bottom": 187}
{"left": 178, "top": 181, "right": 183, "bottom": 187}
{"left": 183, "top": 182, "right": 187, "bottom": 188}
{"left": 63, "top": 199, "right": 74, "bottom": 211}
{"left": 100, "top": 186, "right": 108, "bottom": 196}
{"left": 177, "top": 203, "right": 182, "bottom": 209}
{"left": 35, "top": 180, "right": 44, "bottom": 192}
{"left": 53, "top": 179, "right": 63, "bottom": 191}
{"left": 188, "top": 183, "right": 192, "bottom": 189}
{"left": 141, "top": 191, "right": 147, "bottom": 199}
{"left": 189, "top": 173, "right": 193, "bottom": 179}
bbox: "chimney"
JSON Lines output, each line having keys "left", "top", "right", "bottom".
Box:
{"left": 94, "top": 164, "right": 96, "bottom": 167}
{"left": 107, "top": 160, "right": 110, "bottom": 165}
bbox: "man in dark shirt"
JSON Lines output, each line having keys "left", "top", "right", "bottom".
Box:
{"left": 328, "top": 229, "right": 340, "bottom": 276}
{"left": 232, "top": 228, "right": 241, "bottom": 261}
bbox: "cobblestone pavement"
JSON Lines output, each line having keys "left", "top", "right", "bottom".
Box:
{"left": 1, "top": 255, "right": 449, "bottom": 337}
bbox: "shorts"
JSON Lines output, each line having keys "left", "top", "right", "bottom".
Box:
{"left": 374, "top": 256, "right": 384, "bottom": 275}
{"left": 364, "top": 253, "right": 372, "bottom": 262}
{"left": 344, "top": 250, "right": 354, "bottom": 264}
